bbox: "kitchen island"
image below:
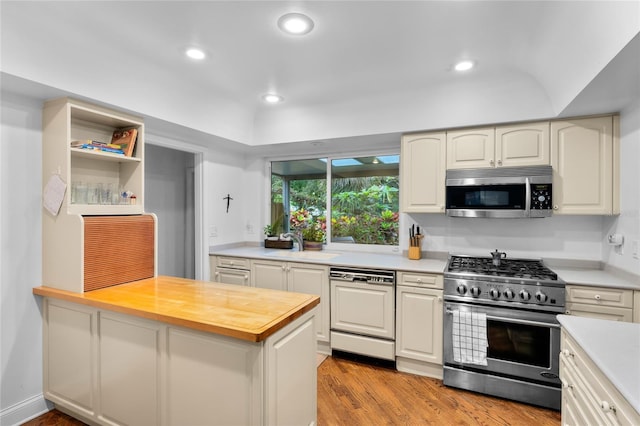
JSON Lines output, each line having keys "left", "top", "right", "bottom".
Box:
{"left": 33, "top": 276, "right": 320, "bottom": 426}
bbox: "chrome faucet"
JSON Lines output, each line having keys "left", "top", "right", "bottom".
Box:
{"left": 282, "top": 232, "right": 304, "bottom": 251}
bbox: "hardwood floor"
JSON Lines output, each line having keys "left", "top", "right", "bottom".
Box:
{"left": 23, "top": 356, "right": 561, "bottom": 425}
{"left": 318, "top": 355, "right": 561, "bottom": 426}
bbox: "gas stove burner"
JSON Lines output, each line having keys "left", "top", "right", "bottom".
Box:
{"left": 447, "top": 255, "right": 558, "bottom": 281}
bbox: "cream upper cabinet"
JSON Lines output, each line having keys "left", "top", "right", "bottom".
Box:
{"left": 496, "top": 122, "right": 550, "bottom": 167}
{"left": 446, "top": 127, "right": 495, "bottom": 169}
{"left": 447, "top": 123, "right": 550, "bottom": 169}
{"left": 400, "top": 132, "right": 446, "bottom": 213}
{"left": 551, "top": 116, "right": 619, "bottom": 215}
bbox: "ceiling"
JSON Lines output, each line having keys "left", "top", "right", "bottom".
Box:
{"left": 1, "top": 1, "right": 639, "bottom": 149}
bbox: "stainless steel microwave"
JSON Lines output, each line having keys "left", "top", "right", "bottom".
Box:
{"left": 445, "top": 166, "right": 553, "bottom": 218}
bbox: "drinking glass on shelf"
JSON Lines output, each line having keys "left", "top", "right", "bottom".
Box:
{"left": 74, "top": 182, "right": 88, "bottom": 204}
{"left": 87, "top": 183, "right": 99, "bottom": 204}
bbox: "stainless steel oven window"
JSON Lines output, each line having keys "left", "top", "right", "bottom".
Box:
{"left": 487, "top": 319, "right": 551, "bottom": 368}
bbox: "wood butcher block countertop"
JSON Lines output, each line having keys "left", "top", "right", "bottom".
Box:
{"left": 33, "top": 276, "right": 320, "bottom": 342}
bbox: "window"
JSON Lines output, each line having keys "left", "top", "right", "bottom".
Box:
{"left": 270, "top": 154, "right": 399, "bottom": 247}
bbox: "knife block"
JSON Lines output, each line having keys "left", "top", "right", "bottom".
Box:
{"left": 408, "top": 246, "right": 421, "bottom": 260}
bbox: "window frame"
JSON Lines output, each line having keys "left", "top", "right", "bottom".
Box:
{"left": 266, "top": 148, "right": 401, "bottom": 253}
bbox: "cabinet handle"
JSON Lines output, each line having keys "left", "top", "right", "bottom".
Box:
{"left": 565, "top": 310, "right": 571, "bottom": 314}
{"left": 594, "top": 294, "right": 601, "bottom": 301}
{"left": 562, "top": 381, "right": 573, "bottom": 390}
{"left": 490, "top": 159, "right": 495, "bottom": 166}
{"left": 562, "top": 349, "right": 574, "bottom": 358}
{"left": 554, "top": 205, "right": 559, "bottom": 210}
{"left": 497, "top": 159, "right": 502, "bottom": 166}
{"left": 600, "top": 401, "right": 616, "bottom": 414}
{"left": 229, "top": 261, "right": 234, "bottom": 266}
{"left": 282, "top": 265, "right": 286, "bottom": 271}
{"left": 416, "top": 278, "right": 422, "bottom": 283}
{"left": 437, "top": 296, "right": 443, "bottom": 302}
{"left": 215, "top": 272, "right": 219, "bottom": 277}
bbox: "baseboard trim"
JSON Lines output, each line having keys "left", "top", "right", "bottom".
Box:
{"left": 0, "top": 394, "right": 53, "bottom": 426}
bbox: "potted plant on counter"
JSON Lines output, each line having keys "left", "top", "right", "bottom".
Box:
{"left": 290, "top": 209, "right": 326, "bottom": 250}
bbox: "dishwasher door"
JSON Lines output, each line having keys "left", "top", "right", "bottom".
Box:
{"left": 213, "top": 267, "right": 251, "bottom": 286}
{"left": 330, "top": 278, "right": 395, "bottom": 339}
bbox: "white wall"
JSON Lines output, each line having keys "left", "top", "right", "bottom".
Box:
{"left": 0, "top": 93, "right": 52, "bottom": 424}
{"left": 602, "top": 99, "right": 640, "bottom": 275}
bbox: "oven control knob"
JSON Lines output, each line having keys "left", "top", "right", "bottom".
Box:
{"left": 504, "top": 289, "right": 515, "bottom": 299}
{"left": 470, "top": 287, "right": 481, "bottom": 297}
{"left": 536, "top": 291, "right": 548, "bottom": 303}
{"left": 489, "top": 288, "right": 500, "bottom": 299}
{"left": 519, "top": 289, "right": 531, "bottom": 301}
{"left": 456, "top": 284, "right": 467, "bottom": 295}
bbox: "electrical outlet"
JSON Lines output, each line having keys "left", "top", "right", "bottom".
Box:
{"left": 209, "top": 226, "right": 218, "bottom": 237}
{"left": 633, "top": 240, "right": 639, "bottom": 259}
{"left": 246, "top": 224, "right": 254, "bottom": 234}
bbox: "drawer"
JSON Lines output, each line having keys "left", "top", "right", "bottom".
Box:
{"left": 397, "top": 272, "right": 443, "bottom": 289}
{"left": 216, "top": 256, "right": 251, "bottom": 270}
{"left": 561, "top": 331, "right": 640, "bottom": 425}
{"left": 566, "top": 285, "right": 633, "bottom": 308}
{"left": 565, "top": 302, "right": 633, "bottom": 322}
{"left": 560, "top": 354, "right": 603, "bottom": 426}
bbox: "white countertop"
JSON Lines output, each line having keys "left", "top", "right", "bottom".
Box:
{"left": 210, "top": 246, "right": 447, "bottom": 274}
{"left": 554, "top": 266, "right": 640, "bottom": 290}
{"left": 557, "top": 315, "right": 640, "bottom": 413}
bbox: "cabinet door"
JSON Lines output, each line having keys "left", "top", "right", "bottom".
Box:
{"left": 44, "top": 299, "right": 96, "bottom": 416}
{"left": 446, "top": 127, "right": 495, "bottom": 169}
{"left": 635, "top": 291, "right": 640, "bottom": 323}
{"left": 99, "top": 312, "right": 160, "bottom": 425}
{"left": 400, "top": 132, "right": 446, "bottom": 213}
{"left": 287, "top": 263, "right": 330, "bottom": 342}
{"left": 214, "top": 267, "right": 251, "bottom": 286}
{"left": 396, "top": 286, "right": 443, "bottom": 364}
{"left": 496, "top": 122, "right": 550, "bottom": 167}
{"left": 551, "top": 116, "right": 614, "bottom": 215}
{"left": 251, "top": 259, "right": 287, "bottom": 290}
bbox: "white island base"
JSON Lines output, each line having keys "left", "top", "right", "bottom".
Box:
{"left": 41, "top": 296, "right": 318, "bottom": 426}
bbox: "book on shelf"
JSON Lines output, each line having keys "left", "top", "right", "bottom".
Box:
{"left": 111, "top": 128, "right": 138, "bottom": 157}
{"left": 71, "top": 140, "right": 125, "bottom": 155}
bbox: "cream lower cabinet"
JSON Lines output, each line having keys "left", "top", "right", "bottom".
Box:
{"left": 635, "top": 291, "right": 640, "bottom": 323}
{"left": 42, "top": 297, "right": 317, "bottom": 426}
{"left": 253, "top": 260, "right": 330, "bottom": 345}
{"left": 400, "top": 132, "right": 446, "bottom": 213}
{"left": 551, "top": 116, "right": 619, "bottom": 215}
{"left": 565, "top": 285, "right": 634, "bottom": 322}
{"left": 560, "top": 330, "right": 640, "bottom": 426}
{"left": 395, "top": 272, "right": 443, "bottom": 379}
{"left": 210, "top": 255, "right": 251, "bottom": 285}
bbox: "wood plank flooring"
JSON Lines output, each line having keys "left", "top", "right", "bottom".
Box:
{"left": 23, "top": 355, "right": 561, "bottom": 425}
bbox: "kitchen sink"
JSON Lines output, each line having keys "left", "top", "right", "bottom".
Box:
{"left": 265, "top": 250, "right": 341, "bottom": 260}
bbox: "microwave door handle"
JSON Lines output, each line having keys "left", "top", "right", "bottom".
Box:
{"left": 525, "top": 177, "right": 531, "bottom": 216}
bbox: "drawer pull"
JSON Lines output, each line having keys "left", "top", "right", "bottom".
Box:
{"left": 594, "top": 294, "right": 601, "bottom": 301}
{"left": 562, "top": 349, "right": 574, "bottom": 358}
{"left": 417, "top": 278, "right": 422, "bottom": 283}
{"left": 600, "top": 401, "right": 616, "bottom": 414}
{"left": 562, "top": 381, "right": 573, "bottom": 390}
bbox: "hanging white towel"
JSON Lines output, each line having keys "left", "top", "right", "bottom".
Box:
{"left": 452, "top": 310, "right": 488, "bottom": 366}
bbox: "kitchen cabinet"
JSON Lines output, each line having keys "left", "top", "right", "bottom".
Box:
{"left": 446, "top": 122, "right": 550, "bottom": 170}
{"left": 551, "top": 116, "right": 620, "bottom": 215}
{"left": 400, "top": 132, "right": 446, "bottom": 213}
{"left": 252, "top": 259, "right": 330, "bottom": 345}
{"left": 39, "top": 284, "right": 319, "bottom": 426}
{"left": 395, "top": 271, "right": 444, "bottom": 379}
{"left": 42, "top": 98, "right": 152, "bottom": 293}
{"left": 210, "top": 255, "right": 251, "bottom": 286}
{"left": 635, "top": 291, "right": 640, "bottom": 323}
{"left": 560, "top": 329, "right": 640, "bottom": 425}
{"left": 565, "top": 285, "right": 634, "bottom": 322}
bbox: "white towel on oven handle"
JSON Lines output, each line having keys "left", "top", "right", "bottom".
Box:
{"left": 452, "top": 310, "right": 488, "bottom": 366}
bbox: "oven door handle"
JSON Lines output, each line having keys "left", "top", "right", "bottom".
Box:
{"left": 445, "top": 309, "right": 560, "bottom": 329}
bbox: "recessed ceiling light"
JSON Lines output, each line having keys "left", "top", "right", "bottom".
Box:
{"left": 454, "top": 60, "right": 474, "bottom": 72}
{"left": 278, "top": 13, "right": 314, "bottom": 35}
{"left": 262, "top": 93, "right": 284, "bottom": 104}
{"left": 185, "top": 48, "right": 206, "bottom": 60}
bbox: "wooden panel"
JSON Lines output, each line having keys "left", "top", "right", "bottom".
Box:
{"left": 83, "top": 215, "right": 155, "bottom": 291}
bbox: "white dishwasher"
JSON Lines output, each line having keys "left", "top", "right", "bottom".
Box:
{"left": 330, "top": 267, "right": 396, "bottom": 361}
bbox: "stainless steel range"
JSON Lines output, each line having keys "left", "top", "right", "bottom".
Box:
{"left": 443, "top": 251, "right": 565, "bottom": 410}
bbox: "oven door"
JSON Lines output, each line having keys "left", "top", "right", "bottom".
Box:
{"left": 443, "top": 301, "right": 561, "bottom": 386}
